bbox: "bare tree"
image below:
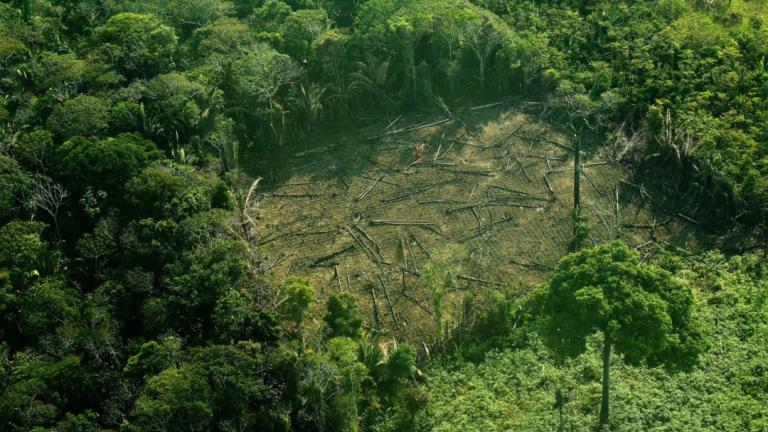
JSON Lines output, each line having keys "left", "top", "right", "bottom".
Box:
{"left": 246, "top": 53, "right": 304, "bottom": 105}
{"left": 236, "top": 48, "right": 303, "bottom": 142}
{"left": 30, "top": 180, "right": 69, "bottom": 241}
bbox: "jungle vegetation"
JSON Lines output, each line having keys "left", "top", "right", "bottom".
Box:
{"left": 0, "top": 0, "right": 766, "bottom": 430}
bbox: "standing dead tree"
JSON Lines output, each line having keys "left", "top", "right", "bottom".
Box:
{"left": 29, "top": 180, "right": 69, "bottom": 241}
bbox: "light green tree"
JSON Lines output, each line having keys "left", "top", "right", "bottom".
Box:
{"left": 535, "top": 241, "right": 706, "bottom": 427}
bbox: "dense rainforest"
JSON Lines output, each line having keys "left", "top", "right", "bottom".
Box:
{"left": 0, "top": 0, "right": 766, "bottom": 430}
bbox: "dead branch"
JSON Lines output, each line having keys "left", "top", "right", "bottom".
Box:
{"left": 460, "top": 215, "right": 515, "bottom": 241}
{"left": 514, "top": 152, "right": 565, "bottom": 161}
{"left": 417, "top": 199, "right": 464, "bottom": 205}
{"left": 369, "top": 282, "right": 381, "bottom": 331}
{"left": 404, "top": 234, "right": 417, "bottom": 272}
{"left": 360, "top": 174, "right": 400, "bottom": 186}
{"left": 347, "top": 226, "right": 378, "bottom": 261}
{"left": 623, "top": 218, "right": 671, "bottom": 229}
{"left": 580, "top": 169, "right": 605, "bottom": 197}
{"left": 334, "top": 265, "right": 343, "bottom": 291}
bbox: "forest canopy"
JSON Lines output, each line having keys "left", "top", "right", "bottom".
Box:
{"left": 0, "top": 0, "right": 766, "bottom": 430}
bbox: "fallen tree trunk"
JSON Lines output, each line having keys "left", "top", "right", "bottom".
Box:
{"left": 310, "top": 244, "right": 355, "bottom": 267}
{"left": 370, "top": 219, "right": 437, "bottom": 227}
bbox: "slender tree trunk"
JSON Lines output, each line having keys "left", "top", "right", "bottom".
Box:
{"left": 573, "top": 135, "right": 581, "bottom": 212}
{"left": 599, "top": 332, "right": 611, "bottom": 427}
{"left": 21, "top": 0, "right": 32, "bottom": 22}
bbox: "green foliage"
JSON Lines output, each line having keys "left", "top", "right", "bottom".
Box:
{"left": 1, "top": 1, "right": 767, "bottom": 430}
{"left": 282, "top": 9, "right": 331, "bottom": 61}
{"left": 213, "top": 287, "right": 283, "bottom": 343}
{"left": 0, "top": 155, "right": 37, "bottom": 221}
{"left": 46, "top": 95, "right": 111, "bottom": 140}
{"left": 157, "top": 239, "right": 249, "bottom": 337}
{"left": 0, "top": 221, "right": 51, "bottom": 289}
{"left": 130, "top": 366, "right": 214, "bottom": 431}
{"left": 54, "top": 133, "right": 163, "bottom": 196}
{"left": 93, "top": 12, "right": 178, "bottom": 78}
{"left": 124, "top": 164, "right": 227, "bottom": 220}
{"left": 19, "top": 277, "right": 81, "bottom": 344}
{"left": 535, "top": 241, "right": 706, "bottom": 368}
{"left": 9, "top": 129, "right": 54, "bottom": 171}
{"left": 280, "top": 276, "right": 315, "bottom": 328}
{"left": 123, "top": 336, "right": 182, "bottom": 381}
{"left": 425, "top": 251, "right": 768, "bottom": 431}
{"left": 192, "top": 17, "right": 258, "bottom": 59}
{"left": 324, "top": 292, "right": 364, "bottom": 339}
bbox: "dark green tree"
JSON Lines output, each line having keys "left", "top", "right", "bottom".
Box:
{"left": 54, "top": 133, "right": 163, "bottom": 197}
{"left": 323, "top": 292, "right": 364, "bottom": 340}
{"left": 535, "top": 241, "right": 706, "bottom": 427}
{"left": 46, "top": 95, "right": 110, "bottom": 140}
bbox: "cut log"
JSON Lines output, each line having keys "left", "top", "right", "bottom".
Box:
{"left": 408, "top": 231, "right": 432, "bottom": 260}
{"left": 295, "top": 146, "right": 331, "bottom": 157}
{"left": 447, "top": 168, "right": 494, "bottom": 176}
{"left": 457, "top": 274, "right": 503, "bottom": 286}
{"left": 357, "top": 174, "right": 385, "bottom": 201}
{"left": 370, "top": 219, "right": 437, "bottom": 227}
{"left": 378, "top": 178, "right": 458, "bottom": 204}
{"left": 367, "top": 118, "right": 451, "bottom": 140}
{"left": 470, "top": 101, "right": 505, "bottom": 111}
{"left": 417, "top": 199, "right": 464, "bottom": 205}
{"left": 378, "top": 273, "right": 400, "bottom": 330}
{"left": 383, "top": 115, "right": 402, "bottom": 132}
{"left": 353, "top": 224, "right": 382, "bottom": 256}
{"left": 310, "top": 244, "right": 355, "bottom": 267}
{"left": 543, "top": 174, "right": 555, "bottom": 194}
{"left": 490, "top": 185, "right": 551, "bottom": 201}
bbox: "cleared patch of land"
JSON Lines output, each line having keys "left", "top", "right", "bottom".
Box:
{"left": 248, "top": 105, "right": 709, "bottom": 344}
